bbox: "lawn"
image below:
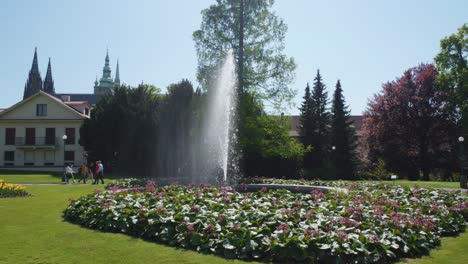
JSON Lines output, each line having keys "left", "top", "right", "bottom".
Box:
{"left": 0, "top": 176, "right": 466, "bottom": 263}
{"left": 0, "top": 170, "right": 117, "bottom": 184}
{"left": 378, "top": 180, "right": 460, "bottom": 189}
{"left": 1, "top": 169, "right": 462, "bottom": 189}
{"left": 0, "top": 185, "right": 249, "bottom": 264}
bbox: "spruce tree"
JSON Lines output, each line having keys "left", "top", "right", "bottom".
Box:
{"left": 299, "top": 83, "right": 313, "bottom": 168}
{"left": 309, "top": 70, "right": 330, "bottom": 170}
{"left": 330, "top": 80, "right": 358, "bottom": 180}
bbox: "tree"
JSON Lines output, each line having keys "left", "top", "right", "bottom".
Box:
{"left": 239, "top": 92, "right": 305, "bottom": 178}
{"left": 193, "top": 0, "right": 296, "bottom": 109}
{"left": 80, "top": 84, "right": 161, "bottom": 176}
{"left": 309, "top": 70, "right": 330, "bottom": 170}
{"left": 434, "top": 24, "right": 467, "bottom": 151}
{"left": 330, "top": 80, "right": 358, "bottom": 180}
{"left": 360, "top": 64, "right": 457, "bottom": 180}
{"left": 298, "top": 83, "right": 314, "bottom": 168}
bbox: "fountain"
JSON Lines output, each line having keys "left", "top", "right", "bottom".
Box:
{"left": 155, "top": 50, "right": 238, "bottom": 185}
{"left": 201, "top": 50, "right": 238, "bottom": 183}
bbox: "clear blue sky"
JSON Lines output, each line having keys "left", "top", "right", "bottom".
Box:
{"left": 1, "top": 0, "right": 466, "bottom": 114}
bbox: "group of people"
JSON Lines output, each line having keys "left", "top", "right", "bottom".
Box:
{"left": 64, "top": 160, "right": 105, "bottom": 184}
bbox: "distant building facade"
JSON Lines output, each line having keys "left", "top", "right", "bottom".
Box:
{"left": 0, "top": 91, "right": 89, "bottom": 167}
{"left": 0, "top": 47, "right": 119, "bottom": 168}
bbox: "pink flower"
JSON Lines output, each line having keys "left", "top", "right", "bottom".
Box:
{"left": 336, "top": 231, "right": 348, "bottom": 241}
{"left": 146, "top": 180, "right": 157, "bottom": 192}
{"left": 204, "top": 224, "right": 215, "bottom": 234}
{"left": 276, "top": 223, "right": 289, "bottom": 232}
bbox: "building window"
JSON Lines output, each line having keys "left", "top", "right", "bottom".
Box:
{"left": 4, "top": 151, "right": 14, "bottom": 161}
{"left": 85, "top": 108, "right": 89, "bottom": 116}
{"left": 64, "top": 151, "right": 75, "bottom": 162}
{"left": 25, "top": 128, "right": 36, "bottom": 145}
{"left": 36, "top": 104, "right": 47, "bottom": 116}
{"left": 5, "top": 128, "right": 15, "bottom": 145}
{"left": 45, "top": 128, "right": 56, "bottom": 145}
{"left": 65, "top": 128, "right": 75, "bottom": 145}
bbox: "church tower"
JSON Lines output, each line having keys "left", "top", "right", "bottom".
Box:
{"left": 94, "top": 49, "right": 116, "bottom": 96}
{"left": 43, "top": 58, "right": 55, "bottom": 95}
{"left": 23, "top": 47, "right": 43, "bottom": 99}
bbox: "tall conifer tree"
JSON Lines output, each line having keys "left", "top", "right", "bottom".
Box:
{"left": 330, "top": 80, "right": 358, "bottom": 180}
{"left": 299, "top": 83, "right": 313, "bottom": 168}
{"left": 309, "top": 70, "right": 330, "bottom": 169}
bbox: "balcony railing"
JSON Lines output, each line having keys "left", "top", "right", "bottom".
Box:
{"left": 13, "top": 137, "right": 59, "bottom": 147}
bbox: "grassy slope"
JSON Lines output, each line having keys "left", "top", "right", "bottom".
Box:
{"left": 0, "top": 185, "right": 248, "bottom": 264}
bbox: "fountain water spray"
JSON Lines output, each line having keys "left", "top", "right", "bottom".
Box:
{"left": 155, "top": 50, "right": 238, "bottom": 185}
{"left": 203, "top": 50, "right": 238, "bottom": 183}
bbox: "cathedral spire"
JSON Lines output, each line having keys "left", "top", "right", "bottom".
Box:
{"left": 43, "top": 57, "right": 55, "bottom": 95}
{"left": 114, "top": 60, "right": 120, "bottom": 87}
{"left": 23, "top": 47, "right": 43, "bottom": 100}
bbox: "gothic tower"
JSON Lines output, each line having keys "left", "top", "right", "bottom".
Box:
{"left": 43, "top": 58, "right": 55, "bottom": 95}
{"left": 23, "top": 47, "right": 43, "bottom": 99}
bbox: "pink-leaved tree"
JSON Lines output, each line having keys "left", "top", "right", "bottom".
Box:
{"left": 360, "top": 64, "right": 458, "bottom": 180}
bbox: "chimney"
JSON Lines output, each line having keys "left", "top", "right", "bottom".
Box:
{"left": 61, "top": 95, "right": 71, "bottom": 102}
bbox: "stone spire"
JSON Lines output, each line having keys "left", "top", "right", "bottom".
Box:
{"left": 43, "top": 57, "right": 55, "bottom": 95}
{"left": 23, "top": 47, "right": 43, "bottom": 99}
{"left": 114, "top": 60, "right": 120, "bottom": 87}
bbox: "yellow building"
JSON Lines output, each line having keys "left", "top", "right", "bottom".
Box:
{"left": 0, "top": 91, "right": 90, "bottom": 168}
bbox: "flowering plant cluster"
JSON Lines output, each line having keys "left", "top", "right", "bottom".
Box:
{"left": 0, "top": 179, "right": 30, "bottom": 198}
{"left": 105, "top": 178, "right": 148, "bottom": 190}
{"left": 240, "top": 177, "right": 346, "bottom": 187}
{"left": 64, "top": 181, "right": 466, "bottom": 263}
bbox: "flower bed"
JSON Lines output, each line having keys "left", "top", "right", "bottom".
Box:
{"left": 105, "top": 178, "right": 148, "bottom": 190}
{"left": 0, "top": 179, "right": 30, "bottom": 198}
{"left": 64, "top": 182, "right": 467, "bottom": 263}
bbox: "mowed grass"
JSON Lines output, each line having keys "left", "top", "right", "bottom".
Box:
{"left": 378, "top": 180, "right": 460, "bottom": 189}
{"left": 0, "top": 170, "right": 117, "bottom": 184}
{"left": 399, "top": 232, "right": 468, "bottom": 264}
{"left": 0, "top": 173, "right": 466, "bottom": 264}
{"left": 0, "top": 185, "right": 249, "bottom": 264}
{"left": 1, "top": 169, "right": 462, "bottom": 189}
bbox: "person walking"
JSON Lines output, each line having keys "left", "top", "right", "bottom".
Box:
{"left": 88, "top": 162, "right": 94, "bottom": 184}
{"left": 98, "top": 160, "right": 104, "bottom": 184}
{"left": 93, "top": 161, "right": 105, "bottom": 184}
{"left": 65, "top": 164, "right": 76, "bottom": 184}
{"left": 77, "top": 162, "right": 88, "bottom": 184}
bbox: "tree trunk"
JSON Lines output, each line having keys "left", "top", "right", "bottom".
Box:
{"left": 238, "top": 0, "right": 244, "bottom": 95}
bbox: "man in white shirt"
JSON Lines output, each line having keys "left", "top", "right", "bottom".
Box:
{"left": 95, "top": 161, "right": 105, "bottom": 184}
{"left": 65, "top": 164, "right": 76, "bottom": 184}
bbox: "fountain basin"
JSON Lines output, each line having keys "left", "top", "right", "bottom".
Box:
{"left": 237, "top": 183, "right": 348, "bottom": 194}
